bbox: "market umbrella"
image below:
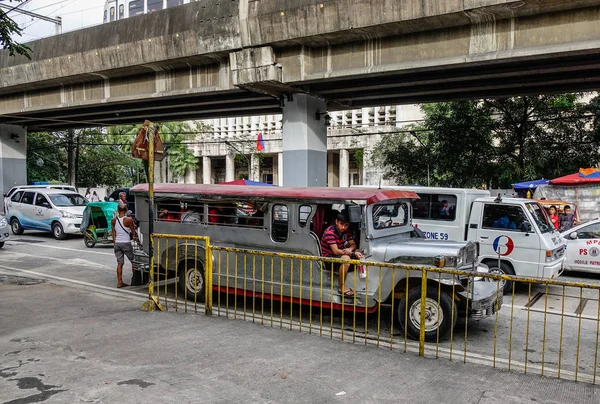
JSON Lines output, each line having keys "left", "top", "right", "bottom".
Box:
{"left": 550, "top": 170, "right": 600, "bottom": 185}
{"left": 219, "top": 179, "right": 275, "bottom": 186}
{"left": 512, "top": 178, "right": 549, "bottom": 190}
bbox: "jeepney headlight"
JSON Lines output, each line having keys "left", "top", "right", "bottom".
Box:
{"left": 0, "top": 216, "right": 7, "bottom": 227}
{"left": 445, "top": 256, "right": 458, "bottom": 268}
{"left": 433, "top": 256, "right": 446, "bottom": 268}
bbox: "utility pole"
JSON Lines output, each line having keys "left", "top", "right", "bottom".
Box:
{"left": 66, "top": 129, "right": 76, "bottom": 186}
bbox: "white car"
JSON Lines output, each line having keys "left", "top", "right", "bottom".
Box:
{"left": 562, "top": 218, "right": 600, "bottom": 273}
{"left": 5, "top": 189, "right": 87, "bottom": 240}
{"left": 0, "top": 214, "right": 9, "bottom": 248}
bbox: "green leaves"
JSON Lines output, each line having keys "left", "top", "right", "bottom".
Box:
{"left": 376, "top": 95, "right": 600, "bottom": 188}
{"left": 1, "top": 1, "right": 32, "bottom": 59}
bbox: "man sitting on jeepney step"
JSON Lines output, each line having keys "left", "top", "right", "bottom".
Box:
{"left": 320, "top": 213, "right": 364, "bottom": 297}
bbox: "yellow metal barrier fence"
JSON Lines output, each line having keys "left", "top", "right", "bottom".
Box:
{"left": 146, "top": 234, "right": 600, "bottom": 384}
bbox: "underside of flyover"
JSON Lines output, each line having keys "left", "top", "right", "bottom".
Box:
{"left": 2, "top": 0, "right": 600, "bottom": 131}
{"left": 2, "top": 49, "right": 600, "bottom": 132}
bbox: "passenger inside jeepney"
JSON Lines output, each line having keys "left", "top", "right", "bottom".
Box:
{"left": 320, "top": 212, "right": 364, "bottom": 297}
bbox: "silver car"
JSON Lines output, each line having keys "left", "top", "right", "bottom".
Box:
{"left": 0, "top": 214, "right": 9, "bottom": 248}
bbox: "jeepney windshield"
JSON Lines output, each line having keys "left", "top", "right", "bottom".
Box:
{"left": 525, "top": 202, "right": 554, "bottom": 234}
{"left": 372, "top": 202, "right": 409, "bottom": 230}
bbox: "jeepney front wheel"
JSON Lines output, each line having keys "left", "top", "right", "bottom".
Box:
{"left": 178, "top": 259, "right": 205, "bottom": 303}
{"left": 398, "top": 286, "right": 456, "bottom": 342}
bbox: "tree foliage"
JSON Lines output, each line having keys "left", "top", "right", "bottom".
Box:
{"left": 1, "top": 1, "right": 32, "bottom": 59}
{"left": 376, "top": 94, "right": 600, "bottom": 188}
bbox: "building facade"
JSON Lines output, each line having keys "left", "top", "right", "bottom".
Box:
{"left": 166, "top": 104, "right": 422, "bottom": 187}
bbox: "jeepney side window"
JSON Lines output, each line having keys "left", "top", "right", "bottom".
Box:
{"left": 272, "top": 204, "right": 288, "bottom": 242}
{"left": 299, "top": 205, "right": 312, "bottom": 228}
{"left": 157, "top": 199, "right": 184, "bottom": 222}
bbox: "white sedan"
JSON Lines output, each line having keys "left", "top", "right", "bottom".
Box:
{"left": 0, "top": 214, "right": 9, "bottom": 248}
{"left": 562, "top": 218, "right": 600, "bottom": 273}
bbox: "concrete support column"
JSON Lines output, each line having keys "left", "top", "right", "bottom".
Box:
{"left": 250, "top": 154, "right": 260, "bottom": 182}
{"left": 0, "top": 125, "right": 27, "bottom": 197}
{"left": 339, "top": 149, "right": 350, "bottom": 188}
{"left": 225, "top": 154, "right": 235, "bottom": 182}
{"left": 277, "top": 152, "right": 283, "bottom": 186}
{"left": 184, "top": 166, "right": 197, "bottom": 184}
{"left": 202, "top": 156, "right": 212, "bottom": 184}
{"left": 282, "top": 94, "right": 327, "bottom": 187}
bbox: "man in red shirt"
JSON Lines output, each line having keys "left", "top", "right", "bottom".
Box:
{"left": 321, "top": 213, "right": 363, "bottom": 297}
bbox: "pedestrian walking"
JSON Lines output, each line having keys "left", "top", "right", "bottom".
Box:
{"left": 111, "top": 202, "right": 139, "bottom": 288}
{"left": 91, "top": 191, "right": 100, "bottom": 202}
{"left": 85, "top": 188, "right": 92, "bottom": 202}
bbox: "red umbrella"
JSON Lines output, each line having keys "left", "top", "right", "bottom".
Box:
{"left": 550, "top": 172, "right": 600, "bottom": 185}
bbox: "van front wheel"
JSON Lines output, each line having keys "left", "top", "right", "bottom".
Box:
{"left": 487, "top": 261, "right": 514, "bottom": 295}
{"left": 177, "top": 260, "right": 205, "bottom": 302}
{"left": 398, "top": 286, "right": 456, "bottom": 342}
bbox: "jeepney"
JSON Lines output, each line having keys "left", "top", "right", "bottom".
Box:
{"left": 131, "top": 184, "right": 502, "bottom": 341}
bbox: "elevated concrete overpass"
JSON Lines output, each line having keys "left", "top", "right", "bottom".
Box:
{"left": 2, "top": 0, "right": 600, "bottom": 189}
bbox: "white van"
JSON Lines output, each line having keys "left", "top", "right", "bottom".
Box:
{"left": 362, "top": 187, "right": 565, "bottom": 292}
{"left": 3, "top": 184, "right": 77, "bottom": 214}
{"left": 5, "top": 189, "right": 87, "bottom": 240}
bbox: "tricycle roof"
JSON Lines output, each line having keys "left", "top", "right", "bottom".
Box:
{"left": 130, "top": 183, "right": 418, "bottom": 205}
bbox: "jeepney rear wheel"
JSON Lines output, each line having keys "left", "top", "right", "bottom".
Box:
{"left": 486, "top": 261, "right": 514, "bottom": 295}
{"left": 398, "top": 286, "right": 456, "bottom": 342}
{"left": 178, "top": 259, "right": 205, "bottom": 303}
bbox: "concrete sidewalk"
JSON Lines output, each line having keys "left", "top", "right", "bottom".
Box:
{"left": 1, "top": 275, "right": 598, "bottom": 404}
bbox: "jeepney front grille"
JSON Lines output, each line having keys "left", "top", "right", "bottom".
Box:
{"left": 462, "top": 243, "right": 478, "bottom": 266}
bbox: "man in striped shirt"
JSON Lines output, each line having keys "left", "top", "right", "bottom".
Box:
{"left": 321, "top": 213, "right": 363, "bottom": 297}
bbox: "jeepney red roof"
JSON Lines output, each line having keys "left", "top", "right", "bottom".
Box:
{"left": 130, "top": 183, "right": 418, "bottom": 204}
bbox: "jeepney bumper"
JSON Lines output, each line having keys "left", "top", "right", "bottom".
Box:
{"left": 133, "top": 249, "right": 150, "bottom": 273}
{"left": 457, "top": 280, "right": 503, "bottom": 320}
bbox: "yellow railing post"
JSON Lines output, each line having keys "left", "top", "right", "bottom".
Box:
{"left": 419, "top": 269, "right": 427, "bottom": 357}
{"left": 205, "top": 239, "right": 213, "bottom": 316}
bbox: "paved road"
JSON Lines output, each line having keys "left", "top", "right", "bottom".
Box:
{"left": 1, "top": 232, "right": 600, "bottom": 384}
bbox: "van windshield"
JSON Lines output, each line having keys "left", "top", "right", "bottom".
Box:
{"left": 525, "top": 202, "right": 554, "bottom": 234}
{"left": 49, "top": 194, "right": 88, "bottom": 207}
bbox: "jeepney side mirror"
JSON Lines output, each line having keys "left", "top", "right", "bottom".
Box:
{"left": 348, "top": 205, "right": 361, "bottom": 223}
{"left": 569, "top": 232, "right": 578, "bottom": 240}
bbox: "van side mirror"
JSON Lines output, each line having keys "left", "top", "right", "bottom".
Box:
{"left": 569, "top": 232, "right": 578, "bottom": 240}
{"left": 520, "top": 221, "right": 532, "bottom": 233}
{"left": 348, "top": 205, "right": 361, "bottom": 223}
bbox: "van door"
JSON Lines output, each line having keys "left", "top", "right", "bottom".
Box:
{"left": 33, "top": 193, "right": 53, "bottom": 231}
{"left": 18, "top": 191, "right": 37, "bottom": 230}
{"left": 476, "top": 203, "right": 542, "bottom": 277}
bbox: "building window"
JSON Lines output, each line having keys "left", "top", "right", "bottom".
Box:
{"left": 272, "top": 204, "right": 288, "bottom": 242}
{"left": 262, "top": 174, "right": 273, "bottom": 184}
{"left": 147, "top": 0, "right": 164, "bottom": 12}
{"left": 411, "top": 194, "right": 457, "bottom": 221}
{"left": 129, "top": 0, "right": 144, "bottom": 16}
{"left": 118, "top": 4, "right": 125, "bottom": 19}
{"left": 166, "top": 0, "right": 185, "bottom": 7}
{"left": 103, "top": 10, "right": 107, "bottom": 23}
{"left": 110, "top": 7, "right": 115, "bottom": 21}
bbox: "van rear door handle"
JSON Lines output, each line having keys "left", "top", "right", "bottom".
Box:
{"left": 480, "top": 236, "right": 489, "bottom": 240}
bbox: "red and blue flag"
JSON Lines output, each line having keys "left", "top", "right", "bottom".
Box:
{"left": 256, "top": 132, "right": 265, "bottom": 152}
